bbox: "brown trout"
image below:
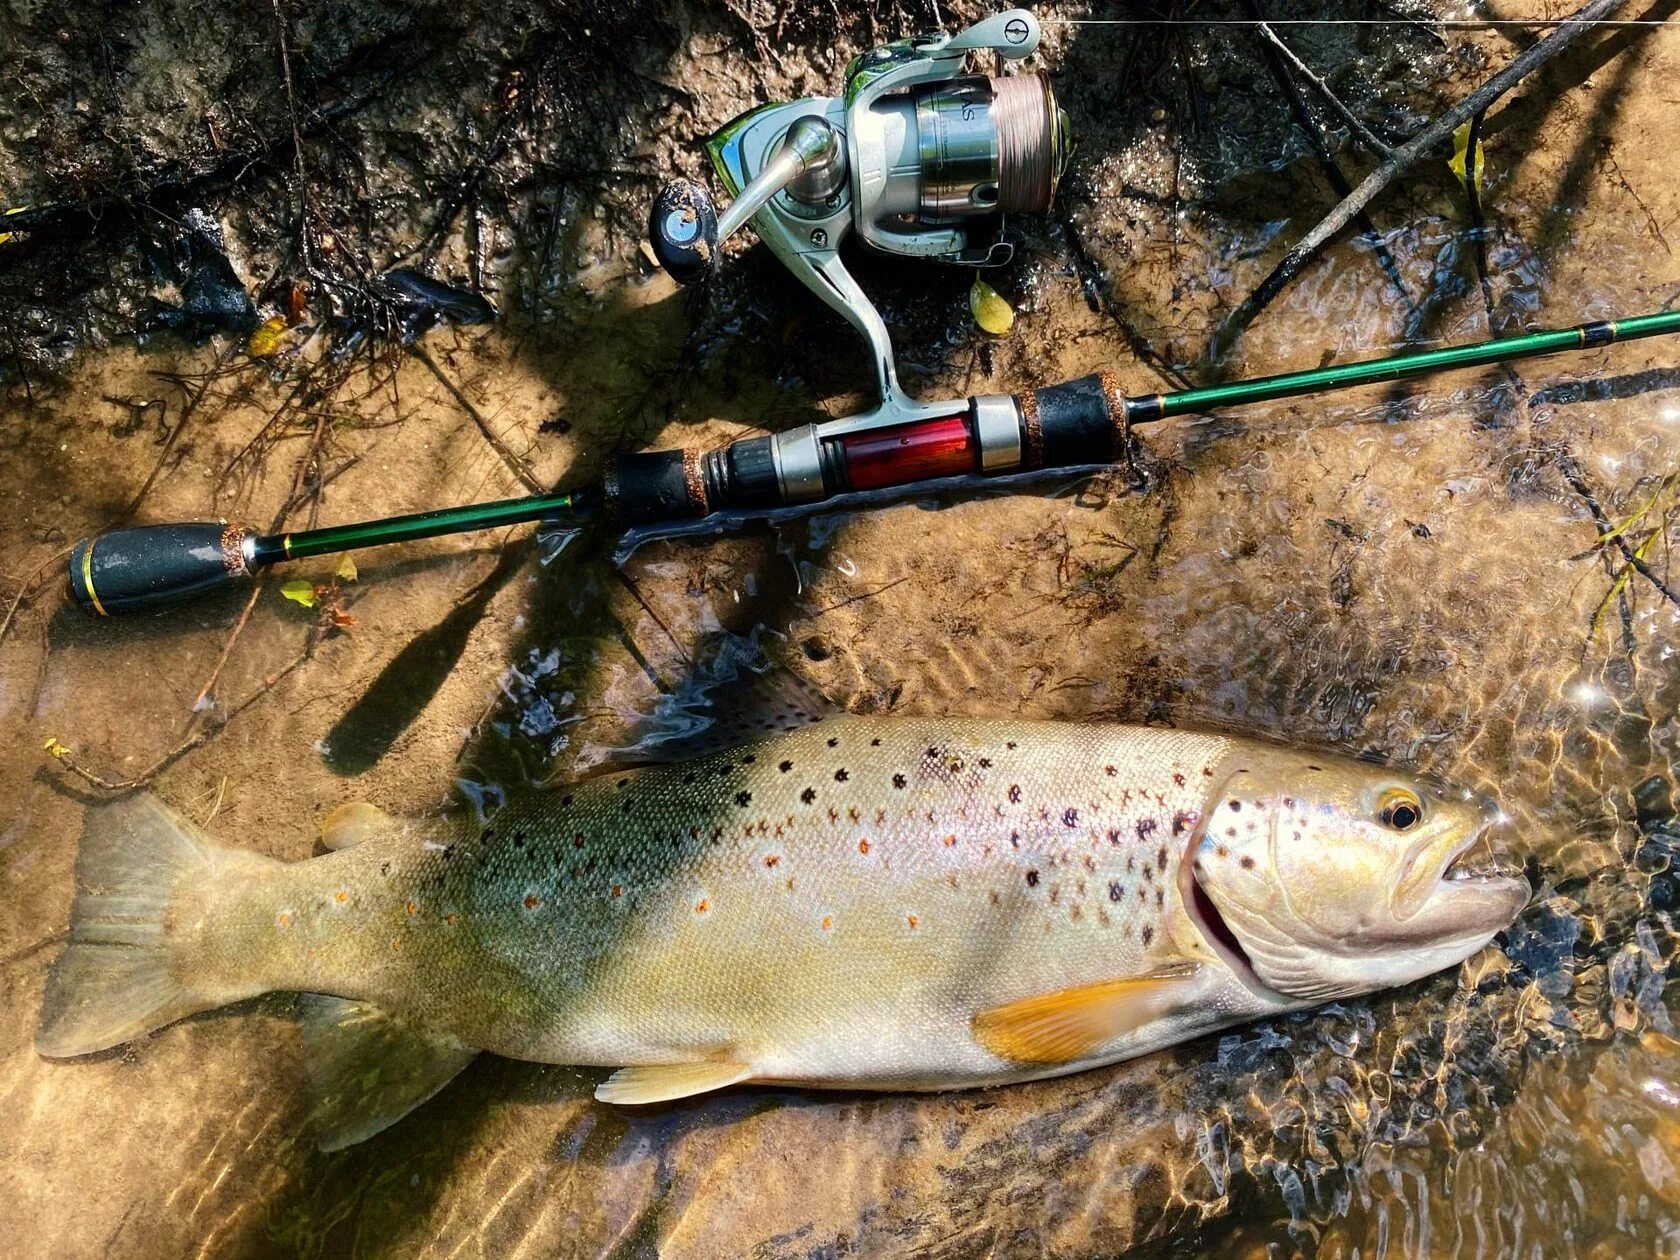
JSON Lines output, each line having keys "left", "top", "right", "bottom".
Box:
{"left": 37, "top": 719, "right": 1527, "bottom": 1148}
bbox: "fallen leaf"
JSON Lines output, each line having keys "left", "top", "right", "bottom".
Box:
{"left": 42, "top": 736, "right": 70, "bottom": 758}
{"left": 335, "top": 554, "right": 358, "bottom": 582}
{"left": 247, "top": 314, "right": 289, "bottom": 358}
{"left": 280, "top": 579, "right": 318, "bottom": 608}
{"left": 969, "top": 277, "right": 1014, "bottom": 336}
{"left": 329, "top": 608, "right": 359, "bottom": 630}
{"left": 1448, "top": 121, "right": 1486, "bottom": 197}
{"left": 0, "top": 205, "right": 23, "bottom": 247}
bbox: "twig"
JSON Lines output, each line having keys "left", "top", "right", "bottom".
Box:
{"left": 411, "top": 343, "right": 542, "bottom": 492}
{"left": 1244, "top": 0, "right": 1417, "bottom": 318}
{"left": 1253, "top": 21, "right": 1398, "bottom": 160}
{"left": 1207, "top": 0, "right": 1629, "bottom": 364}
{"left": 47, "top": 634, "right": 322, "bottom": 791}
{"left": 0, "top": 547, "right": 70, "bottom": 649}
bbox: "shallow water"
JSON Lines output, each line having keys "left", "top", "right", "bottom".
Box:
{"left": 3, "top": 3, "right": 1680, "bottom": 1257}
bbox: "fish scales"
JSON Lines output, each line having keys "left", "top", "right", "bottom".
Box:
{"left": 183, "top": 720, "right": 1240, "bottom": 1084}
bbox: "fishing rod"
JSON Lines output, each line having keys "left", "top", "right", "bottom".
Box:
{"left": 69, "top": 306, "right": 1680, "bottom": 616}
{"left": 65, "top": 9, "right": 1680, "bottom": 616}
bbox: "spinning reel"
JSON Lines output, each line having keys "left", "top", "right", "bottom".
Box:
{"left": 649, "top": 8, "right": 1070, "bottom": 422}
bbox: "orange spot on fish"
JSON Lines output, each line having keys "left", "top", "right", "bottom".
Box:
{"left": 821, "top": 916, "right": 832, "bottom": 931}
{"left": 943, "top": 834, "right": 957, "bottom": 846}
{"left": 611, "top": 884, "right": 623, "bottom": 898}
{"left": 405, "top": 901, "right": 417, "bottom": 916}
{"left": 765, "top": 854, "right": 781, "bottom": 868}
{"left": 444, "top": 913, "right": 459, "bottom": 926}
{"left": 334, "top": 890, "right": 348, "bottom": 903}
{"left": 858, "top": 838, "right": 871, "bottom": 854}
{"left": 696, "top": 899, "right": 710, "bottom": 914}
{"left": 524, "top": 893, "right": 541, "bottom": 910}
{"left": 907, "top": 915, "right": 919, "bottom": 930}
{"left": 276, "top": 913, "right": 291, "bottom": 927}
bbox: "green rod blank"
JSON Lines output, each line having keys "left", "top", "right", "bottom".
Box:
{"left": 1127, "top": 309, "right": 1680, "bottom": 422}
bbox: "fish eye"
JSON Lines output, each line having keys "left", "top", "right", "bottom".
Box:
{"left": 1378, "top": 788, "right": 1424, "bottom": 831}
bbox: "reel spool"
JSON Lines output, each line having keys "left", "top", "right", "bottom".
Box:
{"left": 649, "top": 9, "right": 1070, "bottom": 421}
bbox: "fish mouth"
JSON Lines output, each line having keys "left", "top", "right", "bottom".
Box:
{"left": 1399, "top": 815, "right": 1531, "bottom": 939}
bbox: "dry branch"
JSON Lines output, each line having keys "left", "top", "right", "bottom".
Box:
{"left": 1206, "top": 0, "right": 1629, "bottom": 365}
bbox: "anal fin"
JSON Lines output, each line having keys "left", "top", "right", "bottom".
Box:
{"left": 971, "top": 966, "right": 1203, "bottom": 1066}
{"left": 594, "top": 1060, "right": 755, "bottom": 1105}
{"left": 299, "top": 994, "right": 477, "bottom": 1150}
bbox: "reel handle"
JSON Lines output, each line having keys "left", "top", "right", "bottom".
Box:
{"left": 649, "top": 116, "right": 842, "bottom": 286}
{"left": 68, "top": 522, "right": 255, "bottom": 616}
{"left": 648, "top": 179, "right": 719, "bottom": 286}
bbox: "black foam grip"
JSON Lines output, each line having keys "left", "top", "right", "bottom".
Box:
{"left": 1031, "top": 374, "right": 1123, "bottom": 468}
{"left": 68, "top": 522, "right": 247, "bottom": 616}
{"left": 607, "top": 450, "right": 706, "bottom": 525}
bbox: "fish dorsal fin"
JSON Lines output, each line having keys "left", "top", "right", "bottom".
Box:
{"left": 594, "top": 1061, "right": 755, "bottom": 1106}
{"left": 595, "top": 635, "right": 842, "bottom": 769}
{"left": 298, "top": 994, "right": 478, "bottom": 1150}
{"left": 971, "top": 966, "right": 1203, "bottom": 1065}
{"left": 319, "top": 802, "right": 397, "bottom": 851}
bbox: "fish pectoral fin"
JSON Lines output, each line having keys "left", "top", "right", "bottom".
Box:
{"left": 299, "top": 994, "right": 478, "bottom": 1151}
{"left": 971, "top": 965, "right": 1203, "bottom": 1066}
{"left": 319, "top": 802, "right": 396, "bottom": 850}
{"left": 594, "top": 1060, "right": 756, "bottom": 1106}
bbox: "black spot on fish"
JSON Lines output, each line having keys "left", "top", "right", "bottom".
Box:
{"left": 561, "top": 794, "right": 574, "bottom": 807}
{"left": 978, "top": 757, "right": 992, "bottom": 769}
{"left": 1172, "top": 811, "right": 1195, "bottom": 836}
{"left": 1228, "top": 800, "right": 1241, "bottom": 812}
{"left": 683, "top": 773, "right": 696, "bottom": 785}
{"left": 1173, "top": 772, "right": 1186, "bottom": 787}
{"left": 1157, "top": 846, "right": 1168, "bottom": 871}
{"left": 835, "top": 769, "right": 849, "bottom": 783}
{"left": 1136, "top": 818, "right": 1157, "bottom": 840}
{"left": 380, "top": 861, "right": 391, "bottom": 876}
{"left": 513, "top": 831, "right": 527, "bottom": 848}
{"left": 892, "top": 773, "right": 907, "bottom": 789}
{"left": 1107, "top": 829, "right": 1120, "bottom": 844}
{"left": 1306, "top": 765, "right": 1322, "bottom": 772}
{"left": 1109, "top": 881, "right": 1124, "bottom": 902}
{"left": 1010, "top": 830, "right": 1021, "bottom": 848}
{"left": 780, "top": 760, "right": 793, "bottom": 773}
{"left": 1008, "top": 785, "right": 1022, "bottom": 804}
{"left": 1241, "top": 855, "right": 1256, "bottom": 869}
{"left": 616, "top": 778, "right": 629, "bottom": 790}
{"left": 481, "top": 828, "right": 495, "bottom": 842}
{"left": 1155, "top": 889, "right": 1165, "bottom": 908}
{"left": 871, "top": 738, "right": 881, "bottom": 746}
{"left": 801, "top": 787, "right": 817, "bottom": 805}
{"left": 1105, "top": 765, "right": 1117, "bottom": 777}
{"left": 1026, "top": 869, "right": 1040, "bottom": 887}
{"left": 743, "top": 754, "right": 756, "bottom": 764}
{"left": 1006, "top": 741, "right": 1018, "bottom": 750}
{"left": 1142, "top": 926, "right": 1154, "bottom": 946}
{"left": 827, "top": 737, "right": 839, "bottom": 748}
{"left": 1063, "top": 807, "right": 1079, "bottom": 828}
{"left": 442, "top": 845, "right": 457, "bottom": 861}
{"left": 735, "top": 791, "right": 752, "bottom": 807}
{"left": 1202, "top": 767, "right": 1214, "bottom": 777}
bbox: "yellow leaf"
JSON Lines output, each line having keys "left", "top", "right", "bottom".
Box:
{"left": 1448, "top": 122, "right": 1485, "bottom": 197}
{"left": 969, "top": 277, "right": 1015, "bottom": 336}
{"left": 334, "top": 553, "right": 358, "bottom": 582}
{"left": 280, "top": 579, "right": 318, "bottom": 608}
{"left": 0, "top": 205, "right": 23, "bottom": 247}
{"left": 247, "top": 314, "right": 288, "bottom": 358}
{"left": 42, "top": 736, "right": 70, "bottom": 759}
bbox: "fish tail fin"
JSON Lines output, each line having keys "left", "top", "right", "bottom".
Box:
{"left": 36, "top": 794, "right": 270, "bottom": 1058}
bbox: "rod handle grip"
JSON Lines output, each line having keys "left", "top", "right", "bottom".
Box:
{"left": 68, "top": 522, "right": 255, "bottom": 616}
